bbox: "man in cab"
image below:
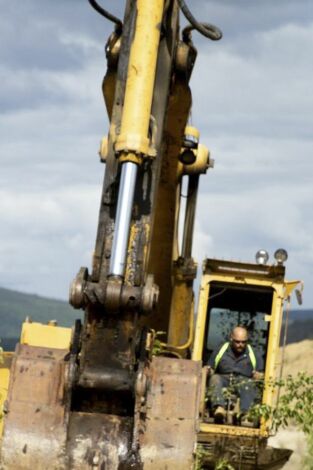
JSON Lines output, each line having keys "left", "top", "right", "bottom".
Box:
{"left": 207, "top": 325, "right": 264, "bottom": 424}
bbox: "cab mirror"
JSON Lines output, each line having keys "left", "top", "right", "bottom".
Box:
{"left": 295, "top": 289, "right": 303, "bottom": 306}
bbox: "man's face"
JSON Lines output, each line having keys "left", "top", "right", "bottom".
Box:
{"left": 230, "top": 328, "right": 248, "bottom": 354}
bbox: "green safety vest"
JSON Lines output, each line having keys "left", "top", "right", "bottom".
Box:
{"left": 214, "top": 342, "right": 257, "bottom": 371}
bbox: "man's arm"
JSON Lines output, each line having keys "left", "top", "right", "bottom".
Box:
{"left": 206, "top": 346, "right": 222, "bottom": 376}
{"left": 252, "top": 350, "right": 265, "bottom": 380}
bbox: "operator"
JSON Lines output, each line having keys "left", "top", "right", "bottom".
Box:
{"left": 207, "top": 326, "right": 264, "bottom": 424}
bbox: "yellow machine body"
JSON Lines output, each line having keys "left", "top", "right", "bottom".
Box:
{"left": 0, "top": 353, "right": 13, "bottom": 437}
{"left": 192, "top": 258, "right": 300, "bottom": 467}
{"left": 0, "top": 322, "right": 71, "bottom": 441}
{"left": 20, "top": 322, "right": 72, "bottom": 350}
{"left": 0, "top": 1, "right": 302, "bottom": 469}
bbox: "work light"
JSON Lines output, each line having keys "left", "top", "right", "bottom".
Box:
{"left": 274, "top": 248, "right": 288, "bottom": 265}
{"left": 255, "top": 249, "right": 269, "bottom": 265}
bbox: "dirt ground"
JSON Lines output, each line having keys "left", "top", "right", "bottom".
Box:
{"left": 269, "top": 427, "right": 306, "bottom": 470}
{"left": 280, "top": 339, "right": 313, "bottom": 377}
{"left": 268, "top": 339, "right": 313, "bottom": 469}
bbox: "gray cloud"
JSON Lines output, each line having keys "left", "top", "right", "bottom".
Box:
{"left": 191, "top": 21, "right": 313, "bottom": 139}
{"left": 189, "top": 0, "right": 312, "bottom": 42}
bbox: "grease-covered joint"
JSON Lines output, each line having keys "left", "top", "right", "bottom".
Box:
{"left": 69, "top": 268, "right": 159, "bottom": 315}
{"left": 175, "top": 40, "right": 197, "bottom": 80}
{"left": 181, "top": 143, "right": 212, "bottom": 175}
{"left": 179, "top": 126, "right": 199, "bottom": 165}
{"left": 114, "top": 133, "right": 152, "bottom": 165}
{"left": 141, "top": 274, "right": 159, "bottom": 313}
{"left": 105, "top": 30, "right": 122, "bottom": 67}
{"left": 118, "top": 115, "right": 159, "bottom": 163}
{"left": 173, "top": 257, "right": 197, "bottom": 282}
{"left": 135, "top": 369, "right": 148, "bottom": 401}
{"left": 69, "top": 267, "right": 89, "bottom": 309}
{"left": 99, "top": 136, "right": 108, "bottom": 162}
{"left": 178, "top": 125, "right": 213, "bottom": 176}
{"left": 118, "top": 151, "right": 144, "bottom": 165}
{"left": 183, "top": 126, "right": 200, "bottom": 148}
{"left": 78, "top": 366, "right": 134, "bottom": 391}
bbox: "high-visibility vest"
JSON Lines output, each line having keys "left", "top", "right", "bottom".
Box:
{"left": 214, "top": 342, "right": 257, "bottom": 371}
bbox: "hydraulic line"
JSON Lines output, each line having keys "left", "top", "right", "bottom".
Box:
{"left": 177, "top": 0, "right": 222, "bottom": 41}
{"left": 88, "top": 0, "right": 123, "bottom": 32}
{"left": 181, "top": 174, "right": 199, "bottom": 258}
{"left": 109, "top": 0, "right": 165, "bottom": 278}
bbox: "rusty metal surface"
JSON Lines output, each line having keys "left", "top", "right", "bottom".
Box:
{"left": 1, "top": 345, "right": 135, "bottom": 470}
{"left": 67, "top": 412, "right": 133, "bottom": 469}
{"left": 204, "top": 258, "right": 285, "bottom": 281}
{"left": 257, "top": 446, "right": 292, "bottom": 470}
{"left": 139, "top": 357, "right": 202, "bottom": 469}
{"left": 197, "top": 433, "right": 292, "bottom": 470}
{"left": 197, "top": 434, "right": 260, "bottom": 469}
{"left": 1, "top": 344, "right": 69, "bottom": 469}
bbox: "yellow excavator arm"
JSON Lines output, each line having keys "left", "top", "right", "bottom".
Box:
{"left": 0, "top": 1, "right": 221, "bottom": 469}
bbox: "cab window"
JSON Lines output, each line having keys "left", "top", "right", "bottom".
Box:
{"left": 203, "top": 282, "right": 273, "bottom": 366}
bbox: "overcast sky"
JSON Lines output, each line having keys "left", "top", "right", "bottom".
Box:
{"left": 0, "top": 1, "right": 312, "bottom": 308}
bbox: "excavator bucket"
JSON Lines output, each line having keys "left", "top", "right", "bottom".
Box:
{"left": 1, "top": 346, "right": 201, "bottom": 469}
{"left": 1, "top": 344, "right": 69, "bottom": 469}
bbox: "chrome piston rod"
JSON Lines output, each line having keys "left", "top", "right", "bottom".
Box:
{"left": 109, "top": 162, "right": 138, "bottom": 277}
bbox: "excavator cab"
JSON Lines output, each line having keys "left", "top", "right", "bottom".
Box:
{"left": 202, "top": 281, "right": 272, "bottom": 426}
{"left": 192, "top": 255, "right": 301, "bottom": 468}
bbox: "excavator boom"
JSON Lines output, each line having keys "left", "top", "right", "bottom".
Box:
{"left": 1, "top": 1, "right": 221, "bottom": 468}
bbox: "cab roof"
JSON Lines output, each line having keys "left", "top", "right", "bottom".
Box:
{"left": 203, "top": 258, "right": 285, "bottom": 281}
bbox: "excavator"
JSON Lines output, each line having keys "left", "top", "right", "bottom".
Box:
{"left": 0, "top": 1, "right": 302, "bottom": 469}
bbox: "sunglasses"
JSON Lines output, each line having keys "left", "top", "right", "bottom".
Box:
{"left": 232, "top": 339, "right": 247, "bottom": 344}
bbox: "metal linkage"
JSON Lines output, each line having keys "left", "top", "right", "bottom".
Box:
{"left": 70, "top": 268, "right": 159, "bottom": 315}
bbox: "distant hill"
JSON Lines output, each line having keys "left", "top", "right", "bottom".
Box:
{"left": 0, "top": 287, "right": 81, "bottom": 349}
{"left": 0, "top": 287, "right": 312, "bottom": 350}
{"left": 283, "top": 309, "right": 313, "bottom": 345}
{"left": 289, "top": 309, "right": 313, "bottom": 322}
{"left": 284, "top": 319, "right": 313, "bottom": 344}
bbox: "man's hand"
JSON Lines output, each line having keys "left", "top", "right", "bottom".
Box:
{"left": 253, "top": 371, "right": 264, "bottom": 381}
{"left": 204, "top": 365, "right": 213, "bottom": 378}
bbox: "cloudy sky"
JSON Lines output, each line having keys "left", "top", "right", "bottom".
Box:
{"left": 1, "top": 1, "right": 312, "bottom": 308}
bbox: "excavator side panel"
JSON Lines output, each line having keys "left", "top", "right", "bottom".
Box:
{"left": 1, "top": 344, "right": 69, "bottom": 469}
{"left": 1, "top": 343, "right": 135, "bottom": 469}
{"left": 67, "top": 413, "right": 133, "bottom": 469}
{"left": 0, "top": 353, "right": 13, "bottom": 438}
{"left": 140, "top": 357, "right": 202, "bottom": 469}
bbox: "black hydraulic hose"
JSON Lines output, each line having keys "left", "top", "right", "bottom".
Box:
{"left": 88, "top": 0, "right": 123, "bottom": 32}
{"left": 177, "top": 0, "right": 222, "bottom": 41}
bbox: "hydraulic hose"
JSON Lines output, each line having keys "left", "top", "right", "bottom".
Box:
{"left": 177, "top": 0, "right": 222, "bottom": 41}
{"left": 88, "top": 0, "right": 123, "bottom": 32}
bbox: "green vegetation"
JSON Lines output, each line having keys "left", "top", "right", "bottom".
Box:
{"left": 215, "top": 459, "right": 235, "bottom": 470}
{"left": 195, "top": 445, "right": 234, "bottom": 470}
{"left": 249, "top": 372, "right": 313, "bottom": 469}
{"left": 200, "top": 372, "right": 313, "bottom": 469}
{"left": 151, "top": 330, "right": 167, "bottom": 356}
